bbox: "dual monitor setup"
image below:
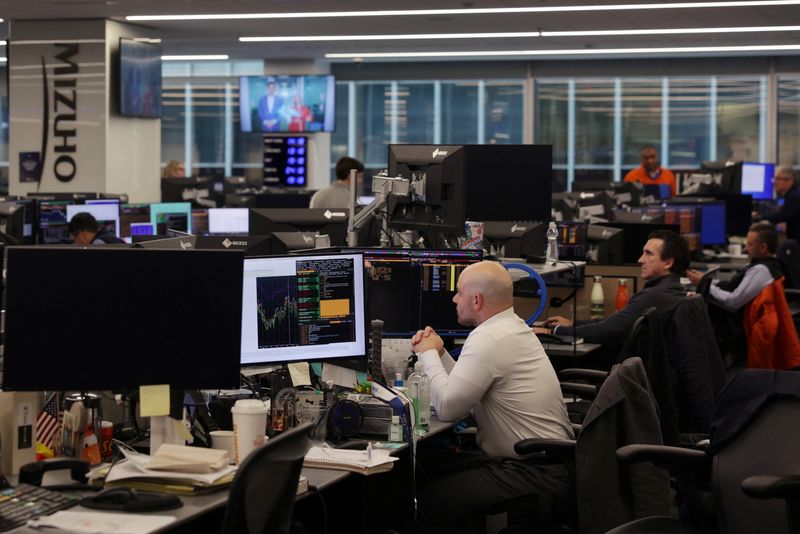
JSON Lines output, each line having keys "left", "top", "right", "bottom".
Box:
{"left": 1, "top": 245, "right": 482, "bottom": 392}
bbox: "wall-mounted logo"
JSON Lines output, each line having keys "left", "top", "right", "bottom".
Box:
{"left": 37, "top": 43, "right": 79, "bottom": 186}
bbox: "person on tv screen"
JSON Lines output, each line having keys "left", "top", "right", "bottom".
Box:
{"left": 624, "top": 145, "right": 676, "bottom": 197}
{"left": 309, "top": 157, "right": 364, "bottom": 209}
{"left": 161, "top": 160, "right": 185, "bottom": 178}
{"left": 68, "top": 213, "right": 124, "bottom": 245}
{"left": 258, "top": 79, "right": 284, "bottom": 131}
{"left": 287, "top": 93, "right": 312, "bottom": 132}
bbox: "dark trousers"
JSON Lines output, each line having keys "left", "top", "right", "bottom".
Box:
{"left": 418, "top": 451, "right": 570, "bottom": 528}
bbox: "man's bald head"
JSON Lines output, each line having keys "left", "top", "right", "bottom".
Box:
{"left": 454, "top": 261, "right": 514, "bottom": 326}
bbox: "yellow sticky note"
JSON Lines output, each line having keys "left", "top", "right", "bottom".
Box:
{"left": 140, "top": 385, "right": 171, "bottom": 417}
{"left": 288, "top": 362, "right": 312, "bottom": 387}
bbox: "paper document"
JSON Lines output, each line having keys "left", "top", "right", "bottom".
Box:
{"left": 321, "top": 363, "right": 358, "bottom": 389}
{"left": 288, "top": 362, "right": 312, "bottom": 386}
{"left": 28, "top": 510, "right": 175, "bottom": 533}
{"left": 304, "top": 445, "right": 398, "bottom": 475}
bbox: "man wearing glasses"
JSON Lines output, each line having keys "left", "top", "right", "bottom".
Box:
{"left": 766, "top": 166, "right": 800, "bottom": 240}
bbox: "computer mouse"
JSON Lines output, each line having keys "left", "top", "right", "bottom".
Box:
{"left": 86, "top": 487, "right": 138, "bottom": 506}
{"left": 336, "top": 440, "right": 370, "bottom": 450}
{"left": 82, "top": 487, "right": 183, "bottom": 512}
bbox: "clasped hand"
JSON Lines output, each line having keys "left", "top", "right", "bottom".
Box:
{"left": 411, "top": 326, "right": 444, "bottom": 356}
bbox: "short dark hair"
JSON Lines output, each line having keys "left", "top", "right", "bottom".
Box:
{"left": 67, "top": 212, "right": 99, "bottom": 236}
{"left": 335, "top": 157, "right": 364, "bottom": 181}
{"left": 640, "top": 145, "right": 657, "bottom": 154}
{"left": 647, "top": 229, "right": 690, "bottom": 275}
{"left": 749, "top": 221, "right": 778, "bottom": 254}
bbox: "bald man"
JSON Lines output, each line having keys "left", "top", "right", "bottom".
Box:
{"left": 411, "top": 261, "right": 573, "bottom": 526}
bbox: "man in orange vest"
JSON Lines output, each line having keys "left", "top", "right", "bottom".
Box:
{"left": 624, "top": 145, "right": 676, "bottom": 198}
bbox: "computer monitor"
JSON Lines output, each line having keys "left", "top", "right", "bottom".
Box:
{"left": 577, "top": 191, "right": 615, "bottom": 221}
{"left": 571, "top": 180, "right": 614, "bottom": 192}
{"left": 37, "top": 199, "right": 72, "bottom": 244}
{"left": 482, "top": 221, "right": 545, "bottom": 259}
{"left": 597, "top": 222, "right": 681, "bottom": 264}
{"left": 240, "top": 252, "right": 367, "bottom": 366}
{"left": 611, "top": 181, "right": 643, "bottom": 208}
{"left": 2, "top": 247, "right": 244, "bottom": 391}
{"left": 248, "top": 208, "right": 348, "bottom": 246}
{"left": 388, "top": 144, "right": 552, "bottom": 233}
{"left": 160, "top": 177, "right": 210, "bottom": 206}
{"left": 740, "top": 162, "right": 775, "bottom": 200}
{"left": 150, "top": 202, "right": 193, "bottom": 235}
{"left": 120, "top": 203, "right": 152, "bottom": 238}
{"left": 66, "top": 202, "right": 121, "bottom": 238}
{"left": 193, "top": 235, "right": 274, "bottom": 257}
{"left": 1, "top": 197, "right": 36, "bottom": 244}
{"left": 0, "top": 203, "right": 25, "bottom": 245}
{"left": 698, "top": 201, "right": 727, "bottom": 246}
{"left": 133, "top": 235, "right": 197, "bottom": 250}
{"left": 193, "top": 209, "right": 209, "bottom": 235}
{"left": 345, "top": 248, "right": 483, "bottom": 337}
{"left": 209, "top": 208, "right": 249, "bottom": 235}
{"left": 587, "top": 224, "right": 625, "bottom": 265}
{"left": 683, "top": 193, "right": 752, "bottom": 237}
{"left": 613, "top": 209, "right": 665, "bottom": 224}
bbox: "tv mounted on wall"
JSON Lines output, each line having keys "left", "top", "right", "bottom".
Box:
{"left": 119, "top": 38, "right": 162, "bottom": 119}
{"left": 239, "top": 75, "right": 335, "bottom": 133}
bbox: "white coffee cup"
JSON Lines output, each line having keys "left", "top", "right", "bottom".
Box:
{"left": 210, "top": 430, "right": 235, "bottom": 462}
{"left": 231, "top": 399, "right": 269, "bottom": 464}
{"left": 729, "top": 243, "right": 743, "bottom": 256}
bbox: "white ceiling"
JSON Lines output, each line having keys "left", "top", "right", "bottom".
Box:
{"left": 2, "top": 0, "right": 800, "bottom": 62}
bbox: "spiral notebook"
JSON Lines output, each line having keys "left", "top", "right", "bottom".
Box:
{"left": 304, "top": 446, "right": 398, "bottom": 475}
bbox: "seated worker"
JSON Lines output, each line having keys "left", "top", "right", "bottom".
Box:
{"left": 765, "top": 166, "right": 800, "bottom": 241}
{"left": 688, "top": 222, "right": 800, "bottom": 370}
{"left": 161, "top": 159, "right": 186, "bottom": 178}
{"left": 68, "top": 212, "right": 125, "bottom": 245}
{"left": 624, "top": 145, "right": 676, "bottom": 197}
{"left": 536, "top": 230, "right": 688, "bottom": 344}
{"left": 309, "top": 156, "right": 363, "bottom": 209}
{"left": 411, "top": 261, "right": 574, "bottom": 527}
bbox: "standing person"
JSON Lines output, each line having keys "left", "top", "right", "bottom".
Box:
{"left": 765, "top": 166, "right": 800, "bottom": 240}
{"left": 624, "top": 145, "right": 676, "bottom": 197}
{"left": 309, "top": 157, "right": 364, "bottom": 209}
{"left": 258, "top": 79, "right": 284, "bottom": 131}
{"left": 288, "top": 94, "right": 312, "bottom": 132}
{"left": 161, "top": 160, "right": 185, "bottom": 178}
{"left": 411, "top": 261, "right": 573, "bottom": 527}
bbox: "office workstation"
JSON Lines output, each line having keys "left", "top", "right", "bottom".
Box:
{"left": 1, "top": 1, "right": 800, "bottom": 533}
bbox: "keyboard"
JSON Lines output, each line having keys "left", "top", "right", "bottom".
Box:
{"left": 0, "top": 483, "right": 81, "bottom": 532}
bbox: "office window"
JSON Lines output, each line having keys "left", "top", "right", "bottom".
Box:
{"left": 190, "top": 83, "right": 226, "bottom": 176}
{"left": 161, "top": 82, "right": 187, "bottom": 167}
{"left": 396, "top": 82, "right": 435, "bottom": 145}
{"left": 441, "top": 82, "right": 479, "bottom": 144}
{"left": 716, "top": 78, "right": 764, "bottom": 163}
{"left": 778, "top": 77, "right": 800, "bottom": 167}
{"left": 535, "top": 81, "right": 569, "bottom": 192}
{"left": 355, "top": 82, "right": 393, "bottom": 168}
{"left": 667, "top": 79, "right": 712, "bottom": 168}
{"left": 484, "top": 82, "right": 524, "bottom": 144}
{"left": 621, "top": 79, "right": 663, "bottom": 168}
{"left": 330, "top": 83, "right": 350, "bottom": 179}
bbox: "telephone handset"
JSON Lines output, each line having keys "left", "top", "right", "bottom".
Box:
{"left": 19, "top": 457, "right": 97, "bottom": 491}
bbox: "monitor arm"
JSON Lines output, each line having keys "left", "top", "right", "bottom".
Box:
{"left": 347, "top": 172, "right": 424, "bottom": 247}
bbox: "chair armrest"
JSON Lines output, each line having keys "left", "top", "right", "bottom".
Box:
{"left": 515, "top": 438, "right": 577, "bottom": 463}
{"left": 558, "top": 368, "right": 609, "bottom": 383}
{"left": 560, "top": 381, "right": 599, "bottom": 399}
{"left": 742, "top": 475, "right": 800, "bottom": 500}
{"left": 616, "top": 444, "right": 707, "bottom": 470}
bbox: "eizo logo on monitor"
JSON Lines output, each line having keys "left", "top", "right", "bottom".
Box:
{"left": 180, "top": 241, "right": 193, "bottom": 250}
{"left": 323, "top": 210, "right": 346, "bottom": 220}
{"left": 432, "top": 148, "right": 448, "bottom": 158}
{"left": 222, "top": 238, "right": 249, "bottom": 248}
{"left": 222, "top": 238, "right": 232, "bottom": 248}
{"left": 511, "top": 224, "right": 527, "bottom": 233}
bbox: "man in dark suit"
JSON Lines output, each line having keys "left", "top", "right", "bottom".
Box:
{"left": 766, "top": 166, "right": 800, "bottom": 241}
{"left": 257, "top": 79, "right": 283, "bottom": 131}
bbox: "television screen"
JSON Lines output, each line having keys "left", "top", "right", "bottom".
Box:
{"left": 119, "top": 38, "right": 162, "bottom": 118}
{"left": 239, "top": 75, "right": 335, "bottom": 133}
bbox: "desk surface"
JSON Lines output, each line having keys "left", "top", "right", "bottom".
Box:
{"left": 504, "top": 259, "right": 586, "bottom": 278}
{"left": 542, "top": 341, "right": 603, "bottom": 357}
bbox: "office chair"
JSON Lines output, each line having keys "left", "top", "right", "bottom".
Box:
{"left": 512, "top": 357, "right": 671, "bottom": 534}
{"left": 608, "top": 369, "right": 800, "bottom": 534}
{"left": 220, "top": 422, "right": 313, "bottom": 534}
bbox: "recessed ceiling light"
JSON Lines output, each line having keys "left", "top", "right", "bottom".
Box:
{"left": 161, "top": 54, "right": 229, "bottom": 61}
{"left": 325, "top": 44, "right": 800, "bottom": 59}
{"left": 543, "top": 25, "right": 800, "bottom": 36}
{"left": 127, "top": 1, "right": 800, "bottom": 21}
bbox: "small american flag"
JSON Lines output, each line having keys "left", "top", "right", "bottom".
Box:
{"left": 36, "top": 393, "right": 62, "bottom": 450}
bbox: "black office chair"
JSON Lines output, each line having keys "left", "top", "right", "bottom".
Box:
{"left": 220, "top": 422, "right": 313, "bottom": 534}
{"left": 608, "top": 369, "right": 800, "bottom": 534}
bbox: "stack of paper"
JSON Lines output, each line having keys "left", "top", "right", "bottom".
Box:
{"left": 303, "top": 446, "right": 398, "bottom": 475}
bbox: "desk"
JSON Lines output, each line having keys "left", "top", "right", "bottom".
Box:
{"left": 542, "top": 341, "right": 602, "bottom": 358}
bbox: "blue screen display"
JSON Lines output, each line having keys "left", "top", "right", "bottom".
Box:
{"left": 700, "top": 202, "right": 727, "bottom": 245}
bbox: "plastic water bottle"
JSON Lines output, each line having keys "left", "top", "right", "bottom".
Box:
{"left": 590, "top": 275, "right": 605, "bottom": 319}
{"left": 615, "top": 279, "right": 629, "bottom": 311}
{"left": 388, "top": 415, "right": 402, "bottom": 442}
{"left": 407, "top": 362, "right": 431, "bottom": 434}
{"left": 546, "top": 221, "right": 559, "bottom": 263}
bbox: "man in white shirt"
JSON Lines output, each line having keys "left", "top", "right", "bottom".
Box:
{"left": 309, "top": 156, "right": 364, "bottom": 209}
{"left": 411, "top": 261, "right": 573, "bottom": 526}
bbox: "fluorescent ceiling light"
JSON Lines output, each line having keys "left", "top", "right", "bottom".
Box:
{"left": 161, "top": 54, "right": 229, "bottom": 61}
{"left": 240, "top": 32, "right": 542, "bottom": 42}
{"left": 0, "top": 41, "right": 6, "bottom": 46}
{"left": 127, "top": 1, "right": 800, "bottom": 21}
{"left": 0, "top": 57, "right": 6, "bottom": 63}
{"left": 242, "top": 25, "right": 800, "bottom": 42}
{"left": 326, "top": 44, "right": 800, "bottom": 59}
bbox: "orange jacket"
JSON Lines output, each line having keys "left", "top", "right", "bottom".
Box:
{"left": 744, "top": 277, "right": 800, "bottom": 370}
{"left": 624, "top": 166, "right": 676, "bottom": 197}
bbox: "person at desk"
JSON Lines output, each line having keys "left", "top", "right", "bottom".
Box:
{"left": 68, "top": 212, "right": 125, "bottom": 245}
{"left": 161, "top": 160, "right": 185, "bottom": 178}
{"left": 537, "top": 230, "right": 688, "bottom": 344}
{"left": 764, "top": 166, "right": 800, "bottom": 241}
{"left": 624, "top": 145, "right": 676, "bottom": 197}
{"left": 411, "top": 261, "right": 573, "bottom": 526}
{"left": 309, "top": 156, "right": 364, "bottom": 209}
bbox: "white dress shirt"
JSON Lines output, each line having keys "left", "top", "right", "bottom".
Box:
{"left": 416, "top": 307, "right": 574, "bottom": 458}
{"left": 710, "top": 263, "right": 774, "bottom": 312}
